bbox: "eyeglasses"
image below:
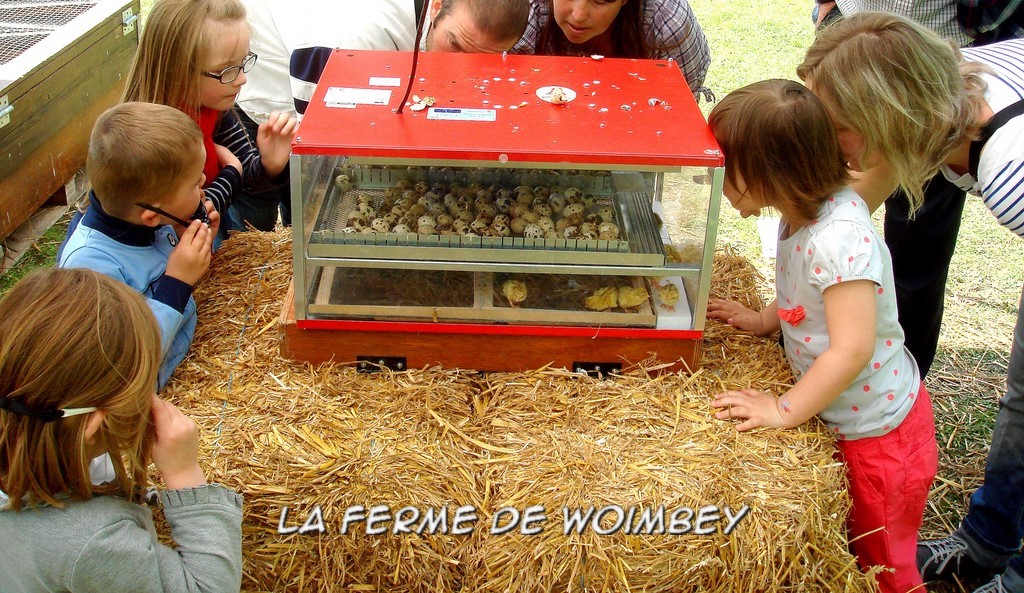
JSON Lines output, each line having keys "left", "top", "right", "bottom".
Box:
{"left": 201, "top": 51, "right": 257, "bottom": 84}
{"left": 135, "top": 201, "right": 210, "bottom": 227}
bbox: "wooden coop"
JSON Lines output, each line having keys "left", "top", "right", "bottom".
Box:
{"left": 0, "top": 0, "right": 140, "bottom": 241}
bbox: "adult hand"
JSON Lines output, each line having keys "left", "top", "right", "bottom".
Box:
{"left": 165, "top": 220, "right": 212, "bottom": 287}
{"left": 257, "top": 111, "right": 299, "bottom": 178}
{"left": 707, "top": 298, "right": 772, "bottom": 336}
{"left": 151, "top": 397, "right": 206, "bottom": 490}
{"left": 712, "top": 388, "right": 786, "bottom": 431}
{"left": 215, "top": 143, "right": 242, "bottom": 177}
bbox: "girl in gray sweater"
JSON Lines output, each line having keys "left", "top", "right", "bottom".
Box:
{"left": 0, "top": 268, "right": 243, "bottom": 593}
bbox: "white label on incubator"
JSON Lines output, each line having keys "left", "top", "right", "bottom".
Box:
{"left": 369, "top": 77, "right": 402, "bottom": 87}
{"left": 427, "top": 108, "right": 496, "bottom": 122}
{"left": 324, "top": 87, "right": 392, "bottom": 107}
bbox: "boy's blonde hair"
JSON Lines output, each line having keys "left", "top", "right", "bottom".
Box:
{"left": 0, "top": 268, "right": 161, "bottom": 510}
{"left": 797, "top": 12, "right": 976, "bottom": 212}
{"left": 122, "top": 0, "right": 247, "bottom": 120}
{"left": 709, "top": 79, "right": 849, "bottom": 226}
{"left": 87, "top": 102, "right": 203, "bottom": 217}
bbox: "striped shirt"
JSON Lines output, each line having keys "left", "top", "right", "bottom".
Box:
{"left": 942, "top": 38, "right": 1024, "bottom": 238}
{"left": 836, "top": 0, "right": 972, "bottom": 46}
{"left": 511, "top": 0, "right": 711, "bottom": 99}
{"left": 204, "top": 109, "right": 285, "bottom": 215}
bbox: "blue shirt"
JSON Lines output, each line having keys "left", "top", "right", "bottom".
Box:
{"left": 59, "top": 193, "right": 196, "bottom": 390}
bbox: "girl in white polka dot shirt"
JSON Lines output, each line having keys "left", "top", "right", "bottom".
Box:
{"left": 706, "top": 79, "right": 937, "bottom": 593}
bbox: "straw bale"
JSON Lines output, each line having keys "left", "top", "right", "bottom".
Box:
{"left": 158, "top": 231, "right": 878, "bottom": 593}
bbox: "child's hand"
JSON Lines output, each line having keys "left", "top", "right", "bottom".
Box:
{"left": 202, "top": 197, "right": 221, "bottom": 237}
{"left": 215, "top": 142, "right": 242, "bottom": 176}
{"left": 712, "top": 389, "right": 786, "bottom": 431}
{"left": 165, "top": 220, "right": 212, "bottom": 286}
{"left": 151, "top": 397, "right": 206, "bottom": 490}
{"left": 707, "top": 298, "right": 770, "bottom": 336}
{"left": 256, "top": 111, "right": 298, "bottom": 178}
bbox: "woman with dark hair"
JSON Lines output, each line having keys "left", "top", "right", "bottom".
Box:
{"left": 511, "top": 0, "right": 711, "bottom": 99}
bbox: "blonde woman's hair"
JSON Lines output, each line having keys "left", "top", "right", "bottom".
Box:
{"left": 709, "top": 79, "right": 849, "bottom": 226}
{"left": 0, "top": 268, "right": 161, "bottom": 510}
{"left": 88, "top": 102, "right": 203, "bottom": 217}
{"left": 797, "top": 12, "right": 975, "bottom": 212}
{"left": 122, "top": 0, "right": 247, "bottom": 120}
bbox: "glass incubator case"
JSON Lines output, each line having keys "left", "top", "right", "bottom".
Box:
{"left": 283, "top": 49, "right": 724, "bottom": 373}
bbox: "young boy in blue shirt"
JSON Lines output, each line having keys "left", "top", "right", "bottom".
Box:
{"left": 60, "top": 102, "right": 219, "bottom": 390}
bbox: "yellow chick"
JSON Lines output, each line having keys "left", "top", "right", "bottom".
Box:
{"left": 657, "top": 282, "right": 680, "bottom": 308}
{"left": 618, "top": 285, "right": 650, "bottom": 309}
{"left": 585, "top": 286, "right": 618, "bottom": 311}
{"left": 501, "top": 279, "right": 528, "bottom": 307}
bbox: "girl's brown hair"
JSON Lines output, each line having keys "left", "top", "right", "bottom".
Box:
{"left": 537, "top": 0, "right": 648, "bottom": 59}
{"left": 709, "top": 79, "right": 849, "bottom": 226}
{"left": 0, "top": 268, "right": 161, "bottom": 510}
{"left": 121, "top": 0, "right": 247, "bottom": 120}
{"left": 797, "top": 12, "right": 974, "bottom": 212}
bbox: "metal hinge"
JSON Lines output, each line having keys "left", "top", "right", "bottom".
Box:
{"left": 356, "top": 356, "right": 407, "bottom": 372}
{"left": 572, "top": 362, "right": 622, "bottom": 378}
{"left": 122, "top": 8, "right": 138, "bottom": 36}
{"left": 0, "top": 95, "right": 12, "bottom": 129}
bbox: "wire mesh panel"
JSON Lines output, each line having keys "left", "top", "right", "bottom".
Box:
{"left": 0, "top": 1, "right": 96, "bottom": 65}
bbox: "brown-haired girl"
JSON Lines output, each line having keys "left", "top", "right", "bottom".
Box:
{"left": 511, "top": 0, "right": 711, "bottom": 99}
{"left": 0, "top": 268, "right": 242, "bottom": 590}
{"left": 706, "top": 79, "right": 938, "bottom": 593}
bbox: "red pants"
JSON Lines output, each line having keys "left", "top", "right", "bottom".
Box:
{"left": 835, "top": 383, "right": 938, "bottom": 593}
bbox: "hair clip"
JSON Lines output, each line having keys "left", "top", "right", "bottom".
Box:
{"left": 0, "top": 398, "right": 97, "bottom": 423}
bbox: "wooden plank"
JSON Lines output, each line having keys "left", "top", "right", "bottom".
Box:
{"left": 307, "top": 267, "right": 657, "bottom": 327}
{"left": 1, "top": 205, "right": 67, "bottom": 272}
{"left": 0, "top": 0, "right": 136, "bottom": 117}
{"left": 0, "top": 0, "right": 135, "bottom": 82}
{"left": 0, "top": 19, "right": 137, "bottom": 179}
{"left": 313, "top": 266, "right": 336, "bottom": 306}
{"left": 0, "top": 0, "right": 138, "bottom": 240}
{"left": 280, "top": 283, "right": 700, "bottom": 374}
{"left": 474, "top": 271, "right": 493, "bottom": 309}
{"left": 0, "top": 81, "right": 120, "bottom": 238}
{"left": 306, "top": 301, "right": 654, "bottom": 326}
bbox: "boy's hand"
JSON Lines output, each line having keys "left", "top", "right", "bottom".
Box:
{"left": 202, "top": 197, "right": 221, "bottom": 237}
{"left": 151, "top": 397, "right": 206, "bottom": 490}
{"left": 215, "top": 142, "right": 242, "bottom": 176}
{"left": 165, "top": 220, "right": 212, "bottom": 286}
{"left": 707, "top": 298, "right": 771, "bottom": 336}
{"left": 256, "top": 111, "right": 298, "bottom": 178}
{"left": 712, "top": 389, "right": 786, "bottom": 431}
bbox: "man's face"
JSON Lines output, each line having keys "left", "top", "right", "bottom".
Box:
{"left": 425, "top": 2, "right": 516, "bottom": 53}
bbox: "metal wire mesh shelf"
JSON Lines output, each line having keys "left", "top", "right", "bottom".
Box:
{"left": 306, "top": 167, "right": 668, "bottom": 267}
{"left": 0, "top": 1, "right": 96, "bottom": 65}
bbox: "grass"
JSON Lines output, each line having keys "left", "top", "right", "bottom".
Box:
{"left": 0, "top": 216, "right": 70, "bottom": 294}
{"left": 0, "top": 1, "right": 1021, "bottom": 589}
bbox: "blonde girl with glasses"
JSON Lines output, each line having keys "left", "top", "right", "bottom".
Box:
{"left": 125, "top": 0, "right": 297, "bottom": 228}
{"left": 0, "top": 268, "right": 242, "bottom": 591}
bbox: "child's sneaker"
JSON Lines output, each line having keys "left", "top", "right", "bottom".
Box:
{"left": 974, "top": 573, "right": 1009, "bottom": 593}
{"left": 917, "top": 532, "right": 987, "bottom": 582}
